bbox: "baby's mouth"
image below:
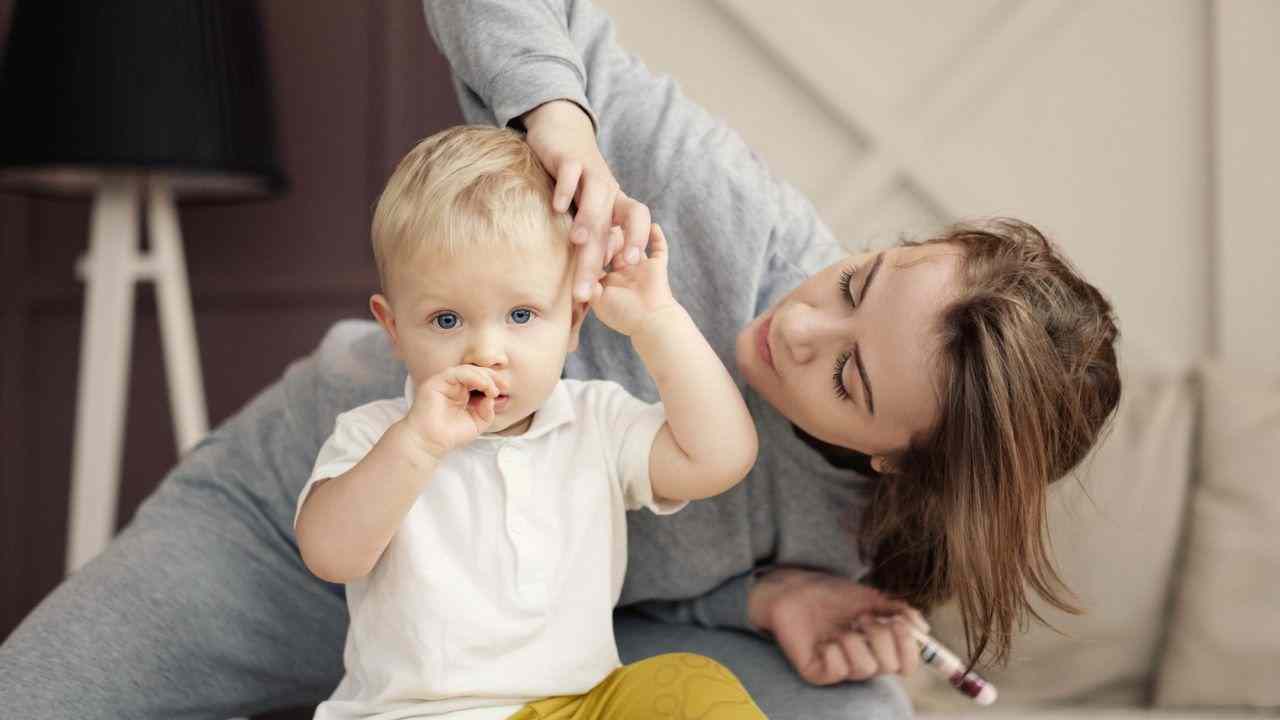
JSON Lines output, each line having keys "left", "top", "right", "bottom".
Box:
{"left": 469, "top": 390, "right": 510, "bottom": 409}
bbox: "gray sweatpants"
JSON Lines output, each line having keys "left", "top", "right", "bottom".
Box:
{"left": 0, "top": 449, "right": 908, "bottom": 719}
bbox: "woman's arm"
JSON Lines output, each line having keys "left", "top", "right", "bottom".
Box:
{"left": 749, "top": 567, "right": 929, "bottom": 683}
{"left": 637, "top": 566, "right": 929, "bottom": 684}
{"left": 424, "top": 0, "right": 595, "bottom": 132}
{"left": 424, "top": 0, "right": 647, "bottom": 301}
{"left": 424, "top": 0, "right": 731, "bottom": 205}
{"left": 424, "top": 0, "right": 825, "bottom": 301}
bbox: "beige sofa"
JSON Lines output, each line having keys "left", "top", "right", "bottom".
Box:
{"left": 906, "top": 362, "right": 1280, "bottom": 719}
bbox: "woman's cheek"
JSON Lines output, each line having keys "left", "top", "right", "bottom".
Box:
{"left": 771, "top": 367, "right": 827, "bottom": 436}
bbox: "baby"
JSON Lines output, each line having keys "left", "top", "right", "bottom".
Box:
{"left": 294, "top": 126, "right": 765, "bottom": 719}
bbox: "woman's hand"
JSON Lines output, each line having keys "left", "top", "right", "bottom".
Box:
{"left": 593, "top": 224, "right": 677, "bottom": 337}
{"left": 404, "top": 365, "right": 507, "bottom": 459}
{"left": 521, "top": 100, "right": 652, "bottom": 303}
{"left": 748, "top": 567, "right": 929, "bottom": 685}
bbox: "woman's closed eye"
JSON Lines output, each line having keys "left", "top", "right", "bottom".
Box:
{"left": 833, "top": 265, "right": 857, "bottom": 401}
{"left": 831, "top": 254, "right": 881, "bottom": 412}
{"left": 837, "top": 264, "right": 858, "bottom": 308}
{"left": 832, "top": 350, "right": 852, "bottom": 401}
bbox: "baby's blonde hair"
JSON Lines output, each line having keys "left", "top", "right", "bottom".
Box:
{"left": 372, "top": 125, "right": 572, "bottom": 294}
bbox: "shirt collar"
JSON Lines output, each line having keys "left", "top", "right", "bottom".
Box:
{"left": 403, "top": 376, "right": 575, "bottom": 442}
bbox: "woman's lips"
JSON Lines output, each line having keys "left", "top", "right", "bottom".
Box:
{"left": 755, "top": 315, "right": 776, "bottom": 372}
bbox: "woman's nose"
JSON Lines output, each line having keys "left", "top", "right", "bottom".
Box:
{"left": 774, "top": 301, "right": 844, "bottom": 366}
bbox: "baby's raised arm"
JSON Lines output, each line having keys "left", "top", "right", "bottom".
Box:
{"left": 594, "top": 224, "right": 758, "bottom": 500}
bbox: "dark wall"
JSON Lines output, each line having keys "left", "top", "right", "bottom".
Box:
{"left": 0, "top": 2, "right": 462, "bottom": 698}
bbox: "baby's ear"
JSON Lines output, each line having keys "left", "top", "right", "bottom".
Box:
{"left": 369, "top": 293, "right": 405, "bottom": 360}
{"left": 566, "top": 299, "right": 591, "bottom": 352}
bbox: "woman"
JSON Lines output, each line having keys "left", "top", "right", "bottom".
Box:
{"left": 424, "top": 0, "right": 1119, "bottom": 706}
{"left": 0, "top": 2, "right": 1119, "bottom": 719}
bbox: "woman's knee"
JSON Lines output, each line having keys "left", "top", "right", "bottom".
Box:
{"left": 627, "top": 651, "right": 729, "bottom": 672}
{"left": 618, "top": 652, "right": 749, "bottom": 693}
{"left": 765, "top": 674, "right": 912, "bottom": 720}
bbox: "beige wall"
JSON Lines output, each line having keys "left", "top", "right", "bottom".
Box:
{"left": 1215, "top": 0, "right": 1280, "bottom": 368}
{"left": 598, "top": 0, "right": 1278, "bottom": 369}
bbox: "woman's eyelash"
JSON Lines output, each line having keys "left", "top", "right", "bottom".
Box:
{"left": 837, "top": 265, "right": 858, "bottom": 306}
{"left": 832, "top": 350, "right": 852, "bottom": 401}
{"left": 833, "top": 265, "right": 859, "bottom": 400}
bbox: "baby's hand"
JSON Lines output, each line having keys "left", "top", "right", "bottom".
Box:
{"left": 593, "top": 223, "right": 677, "bottom": 337}
{"left": 404, "top": 365, "right": 507, "bottom": 459}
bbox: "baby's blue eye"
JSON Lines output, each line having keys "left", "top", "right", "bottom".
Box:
{"left": 510, "top": 308, "right": 533, "bottom": 324}
{"left": 433, "top": 312, "right": 460, "bottom": 330}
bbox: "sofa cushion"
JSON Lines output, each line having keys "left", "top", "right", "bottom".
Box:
{"left": 1154, "top": 361, "right": 1280, "bottom": 708}
{"left": 906, "top": 365, "right": 1196, "bottom": 711}
{"left": 919, "top": 711, "right": 1263, "bottom": 720}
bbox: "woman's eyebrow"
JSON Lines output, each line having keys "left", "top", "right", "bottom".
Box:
{"left": 852, "top": 252, "right": 884, "bottom": 415}
{"left": 853, "top": 343, "right": 875, "bottom": 415}
{"left": 858, "top": 252, "right": 884, "bottom": 306}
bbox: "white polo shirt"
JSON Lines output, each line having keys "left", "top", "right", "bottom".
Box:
{"left": 295, "top": 378, "right": 682, "bottom": 720}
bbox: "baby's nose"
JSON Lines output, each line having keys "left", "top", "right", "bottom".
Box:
{"left": 464, "top": 330, "right": 508, "bottom": 368}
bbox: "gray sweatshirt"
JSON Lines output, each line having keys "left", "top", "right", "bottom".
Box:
{"left": 423, "top": 0, "right": 876, "bottom": 631}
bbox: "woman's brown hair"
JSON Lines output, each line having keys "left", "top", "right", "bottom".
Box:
{"left": 861, "top": 218, "right": 1121, "bottom": 666}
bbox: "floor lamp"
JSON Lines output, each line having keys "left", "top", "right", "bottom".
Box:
{"left": 0, "top": 0, "right": 286, "bottom": 574}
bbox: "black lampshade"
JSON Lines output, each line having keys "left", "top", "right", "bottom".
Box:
{"left": 0, "top": 0, "right": 286, "bottom": 199}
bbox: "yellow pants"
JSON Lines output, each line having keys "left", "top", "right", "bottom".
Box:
{"left": 509, "top": 653, "right": 767, "bottom": 719}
